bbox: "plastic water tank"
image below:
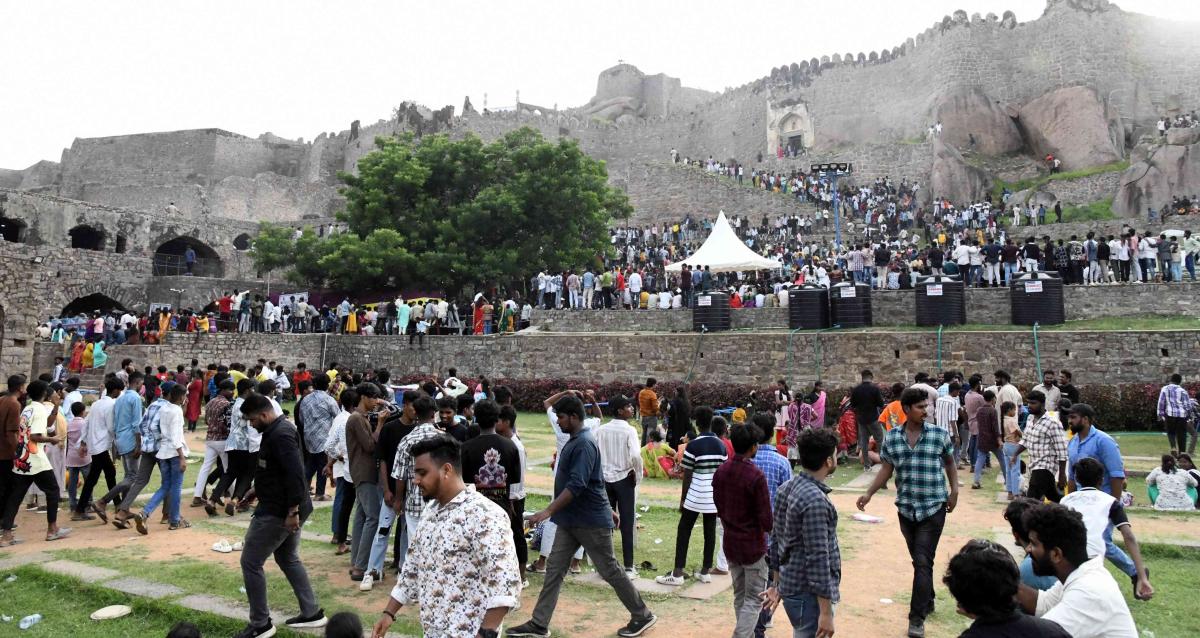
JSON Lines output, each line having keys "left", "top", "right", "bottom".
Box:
{"left": 914, "top": 275, "right": 966, "bottom": 326}
{"left": 693, "top": 291, "right": 731, "bottom": 332}
{"left": 829, "top": 282, "right": 872, "bottom": 328}
{"left": 1010, "top": 271, "right": 1065, "bottom": 325}
{"left": 787, "top": 284, "right": 831, "bottom": 329}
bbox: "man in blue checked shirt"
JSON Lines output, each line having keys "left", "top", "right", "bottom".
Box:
{"left": 114, "top": 382, "right": 173, "bottom": 530}
{"left": 857, "top": 388, "right": 959, "bottom": 638}
{"left": 765, "top": 427, "right": 841, "bottom": 638}
{"left": 93, "top": 371, "right": 146, "bottom": 524}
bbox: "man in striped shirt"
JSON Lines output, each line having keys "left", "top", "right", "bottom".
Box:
{"left": 934, "top": 382, "right": 963, "bottom": 462}
{"left": 656, "top": 405, "right": 727, "bottom": 586}
{"left": 1157, "top": 374, "right": 1194, "bottom": 453}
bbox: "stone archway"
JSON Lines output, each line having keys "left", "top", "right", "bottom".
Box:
{"left": 153, "top": 236, "right": 224, "bottom": 277}
{"left": 61, "top": 293, "right": 127, "bottom": 318}
{"left": 0, "top": 303, "right": 5, "bottom": 372}
{"left": 767, "top": 102, "right": 816, "bottom": 157}
{"left": 69, "top": 224, "right": 106, "bottom": 251}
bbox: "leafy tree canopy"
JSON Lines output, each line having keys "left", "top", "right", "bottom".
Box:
{"left": 251, "top": 128, "right": 630, "bottom": 296}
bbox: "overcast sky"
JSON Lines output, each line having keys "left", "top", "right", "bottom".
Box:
{"left": 2, "top": 0, "right": 1196, "bottom": 169}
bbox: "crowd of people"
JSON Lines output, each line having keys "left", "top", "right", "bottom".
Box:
{"left": 2, "top": 349, "right": 1197, "bottom": 637}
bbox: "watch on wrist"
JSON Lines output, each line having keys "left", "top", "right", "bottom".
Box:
{"left": 478, "top": 629, "right": 498, "bottom": 638}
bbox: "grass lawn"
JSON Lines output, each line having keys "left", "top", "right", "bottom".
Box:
{"left": 0, "top": 565, "right": 260, "bottom": 637}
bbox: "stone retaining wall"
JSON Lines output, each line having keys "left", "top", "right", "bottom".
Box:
{"left": 533, "top": 283, "right": 1199, "bottom": 331}
{"left": 77, "top": 328, "right": 1199, "bottom": 390}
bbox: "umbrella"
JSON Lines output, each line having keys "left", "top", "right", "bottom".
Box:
{"left": 1163, "top": 229, "right": 1187, "bottom": 238}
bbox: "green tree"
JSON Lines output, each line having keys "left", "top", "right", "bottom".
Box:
{"left": 249, "top": 223, "right": 295, "bottom": 274}
{"left": 252, "top": 127, "right": 629, "bottom": 296}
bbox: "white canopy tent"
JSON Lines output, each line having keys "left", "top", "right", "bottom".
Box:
{"left": 665, "top": 211, "right": 784, "bottom": 273}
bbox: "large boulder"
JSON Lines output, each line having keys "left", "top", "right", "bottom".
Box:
{"left": 1017, "top": 86, "right": 1124, "bottom": 171}
{"left": 1166, "top": 126, "right": 1200, "bottom": 147}
{"left": 1113, "top": 141, "right": 1200, "bottom": 217}
{"left": 931, "top": 138, "right": 992, "bottom": 204}
{"left": 934, "top": 88, "right": 1024, "bottom": 155}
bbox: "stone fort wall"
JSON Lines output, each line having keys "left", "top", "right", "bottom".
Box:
{"left": 81, "top": 327, "right": 1197, "bottom": 391}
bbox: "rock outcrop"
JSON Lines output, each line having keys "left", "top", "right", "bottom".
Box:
{"left": 933, "top": 87, "right": 1023, "bottom": 155}
{"left": 930, "top": 138, "right": 992, "bottom": 204}
{"left": 1113, "top": 134, "right": 1200, "bottom": 217}
{"left": 1017, "top": 86, "right": 1124, "bottom": 171}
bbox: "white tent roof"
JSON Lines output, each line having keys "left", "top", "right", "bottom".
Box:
{"left": 665, "top": 211, "right": 784, "bottom": 273}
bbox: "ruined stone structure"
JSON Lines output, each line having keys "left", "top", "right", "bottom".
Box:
{"left": 3, "top": 0, "right": 1200, "bottom": 379}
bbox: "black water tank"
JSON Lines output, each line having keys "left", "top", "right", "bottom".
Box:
{"left": 1010, "top": 271, "right": 1065, "bottom": 326}
{"left": 788, "top": 284, "right": 831, "bottom": 329}
{"left": 915, "top": 275, "right": 966, "bottom": 326}
{"left": 829, "top": 282, "right": 872, "bottom": 328}
{"left": 693, "top": 291, "right": 731, "bottom": 332}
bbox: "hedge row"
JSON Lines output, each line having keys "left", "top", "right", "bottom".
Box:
{"left": 394, "top": 375, "right": 1196, "bottom": 432}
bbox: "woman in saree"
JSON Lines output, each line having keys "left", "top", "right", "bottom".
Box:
{"left": 68, "top": 340, "right": 85, "bottom": 373}
{"left": 346, "top": 306, "right": 358, "bottom": 334}
{"left": 91, "top": 338, "right": 108, "bottom": 369}
{"left": 81, "top": 342, "right": 95, "bottom": 369}
{"left": 472, "top": 299, "right": 485, "bottom": 335}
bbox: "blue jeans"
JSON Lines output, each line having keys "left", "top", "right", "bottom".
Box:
{"left": 1104, "top": 524, "right": 1136, "bottom": 577}
{"left": 143, "top": 457, "right": 183, "bottom": 524}
{"left": 1186, "top": 254, "right": 1196, "bottom": 281}
{"left": 1170, "top": 263, "right": 1181, "bottom": 282}
{"left": 1002, "top": 442, "right": 1022, "bottom": 495}
{"left": 973, "top": 448, "right": 1006, "bottom": 486}
{"left": 331, "top": 476, "right": 352, "bottom": 538}
{"left": 367, "top": 499, "right": 398, "bottom": 575}
{"left": 781, "top": 592, "right": 826, "bottom": 638}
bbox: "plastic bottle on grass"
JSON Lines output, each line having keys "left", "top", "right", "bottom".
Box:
{"left": 18, "top": 614, "right": 42, "bottom": 629}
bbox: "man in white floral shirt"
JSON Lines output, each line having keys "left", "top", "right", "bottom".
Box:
{"left": 373, "top": 434, "right": 520, "bottom": 638}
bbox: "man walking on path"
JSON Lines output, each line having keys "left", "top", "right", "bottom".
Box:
{"left": 637, "top": 378, "right": 659, "bottom": 445}
{"left": 849, "top": 370, "right": 885, "bottom": 471}
{"left": 1009, "top": 390, "right": 1068, "bottom": 503}
{"left": 712, "top": 423, "right": 772, "bottom": 638}
{"left": 507, "top": 394, "right": 657, "bottom": 638}
{"left": 234, "top": 393, "right": 327, "bottom": 638}
{"left": 857, "top": 388, "right": 958, "bottom": 638}
{"left": 765, "top": 427, "right": 841, "bottom": 638}
{"left": 191, "top": 376, "right": 230, "bottom": 507}
{"left": 74, "top": 378, "right": 122, "bottom": 521}
{"left": 594, "top": 395, "right": 642, "bottom": 575}
{"left": 371, "top": 435, "right": 520, "bottom": 638}
{"left": 1157, "top": 374, "right": 1194, "bottom": 453}
{"left": 93, "top": 371, "right": 144, "bottom": 525}
{"left": 118, "top": 383, "right": 173, "bottom": 531}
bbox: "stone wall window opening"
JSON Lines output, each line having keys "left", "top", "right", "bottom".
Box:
{"left": 0, "top": 217, "right": 27, "bottom": 243}
{"left": 61, "top": 293, "right": 127, "bottom": 319}
{"left": 233, "top": 233, "right": 253, "bottom": 251}
{"left": 69, "top": 224, "right": 107, "bottom": 251}
{"left": 114, "top": 235, "right": 128, "bottom": 254}
{"left": 779, "top": 112, "right": 808, "bottom": 154}
{"left": 152, "top": 236, "right": 224, "bottom": 278}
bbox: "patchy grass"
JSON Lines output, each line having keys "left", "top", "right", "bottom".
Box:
{"left": 0, "top": 565, "right": 270, "bottom": 637}
{"left": 1060, "top": 198, "right": 1116, "bottom": 223}
{"left": 993, "top": 160, "right": 1130, "bottom": 203}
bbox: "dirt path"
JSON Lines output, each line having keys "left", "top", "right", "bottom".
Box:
{"left": 0, "top": 474, "right": 1169, "bottom": 638}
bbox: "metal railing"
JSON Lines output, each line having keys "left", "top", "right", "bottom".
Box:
{"left": 151, "top": 253, "right": 223, "bottom": 278}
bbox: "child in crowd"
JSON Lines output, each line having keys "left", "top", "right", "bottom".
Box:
{"left": 64, "top": 402, "right": 90, "bottom": 512}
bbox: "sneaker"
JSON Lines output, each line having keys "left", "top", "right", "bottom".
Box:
{"left": 694, "top": 571, "right": 712, "bottom": 583}
{"left": 653, "top": 573, "right": 685, "bottom": 586}
{"left": 907, "top": 621, "right": 925, "bottom": 638}
{"left": 624, "top": 567, "right": 638, "bottom": 579}
{"left": 971, "top": 483, "right": 981, "bottom": 490}
{"left": 506, "top": 621, "right": 550, "bottom": 637}
{"left": 359, "top": 572, "right": 375, "bottom": 591}
{"left": 617, "top": 614, "right": 657, "bottom": 638}
{"left": 232, "top": 623, "right": 276, "bottom": 638}
{"left": 284, "top": 609, "right": 327, "bottom": 629}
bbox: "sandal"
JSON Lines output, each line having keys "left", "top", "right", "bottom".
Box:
{"left": 91, "top": 502, "right": 109, "bottom": 524}
{"left": 335, "top": 544, "right": 350, "bottom": 555}
{"left": 132, "top": 513, "right": 148, "bottom": 536}
{"left": 0, "top": 536, "right": 21, "bottom": 547}
{"left": 46, "top": 528, "right": 72, "bottom": 541}
{"left": 526, "top": 562, "right": 546, "bottom": 574}
{"left": 169, "top": 519, "right": 192, "bottom": 530}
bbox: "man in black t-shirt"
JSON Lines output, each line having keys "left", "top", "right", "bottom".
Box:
{"left": 460, "top": 400, "right": 522, "bottom": 518}
{"left": 436, "top": 396, "right": 469, "bottom": 442}
{"left": 849, "top": 369, "right": 886, "bottom": 471}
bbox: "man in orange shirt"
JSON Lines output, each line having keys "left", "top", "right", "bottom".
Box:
{"left": 878, "top": 383, "right": 907, "bottom": 431}
{"left": 637, "top": 378, "right": 659, "bottom": 445}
